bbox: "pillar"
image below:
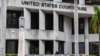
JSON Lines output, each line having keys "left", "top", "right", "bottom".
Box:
{"left": 24, "top": 8, "right": 31, "bottom": 29}
{"left": 39, "top": 10, "right": 45, "bottom": 30}
{"left": 74, "top": 0, "right": 79, "bottom": 56}
{"left": 79, "top": 0, "right": 85, "bottom": 5}
{"left": 84, "top": 18, "right": 89, "bottom": 55}
{"left": 54, "top": 0, "right": 62, "bottom": 2}
{"left": 18, "top": 28, "right": 25, "bottom": 56}
{"left": 25, "top": 40, "right": 30, "bottom": 55}
{"left": 0, "top": 0, "right": 7, "bottom": 55}
{"left": 53, "top": 11, "right": 58, "bottom": 31}
{"left": 39, "top": 40, "right": 45, "bottom": 54}
{"left": 53, "top": 40, "right": 58, "bottom": 54}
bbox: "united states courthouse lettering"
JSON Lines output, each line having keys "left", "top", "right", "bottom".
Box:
{"left": 21, "top": 1, "right": 87, "bottom": 11}
{"left": 0, "top": 0, "right": 99, "bottom": 56}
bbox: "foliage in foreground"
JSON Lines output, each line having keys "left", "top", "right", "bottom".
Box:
{"left": 6, "top": 54, "right": 17, "bottom": 56}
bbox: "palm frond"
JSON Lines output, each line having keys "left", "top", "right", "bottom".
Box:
{"left": 89, "top": 5, "right": 100, "bottom": 33}
{"left": 94, "top": 5, "right": 100, "bottom": 19}
{"left": 90, "top": 14, "right": 98, "bottom": 33}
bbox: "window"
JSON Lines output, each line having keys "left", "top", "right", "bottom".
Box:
{"left": 62, "top": 0, "right": 74, "bottom": 3}
{"left": 72, "top": 18, "right": 84, "bottom": 34}
{"left": 45, "top": 41, "right": 53, "bottom": 54}
{"left": 79, "top": 42, "right": 85, "bottom": 54}
{"left": 31, "top": 12, "right": 39, "bottom": 29}
{"left": 72, "top": 19, "right": 74, "bottom": 34}
{"left": 79, "top": 18, "right": 84, "bottom": 34}
{"left": 30, "top": 40, "right": 39, "bottom": 54}
{"left": 59, "top": 15, "right": 64, "bottom": 32}
{"left": 72, "top": 42, "right": 85, "bottom": 54}
{"left": 85, "top": 0, "right": 100, "bottom": 5}
{"left": 72, "top": 42, "right": 74, "bottom": 54}
{"left": 62, "top": 0, "right": 79, "bottom": 3}
{"left": 6, "top": 40, "right": 18, "bottom": 54}
{"left": 58, "top": 41, "right": 64, "bottom": 54}
{"left": 89, "top": 42, "right": 99, "bottom": 55}
{"left": 7, "top": 10, "right": 23, "bottom": 28}
{"left": 45, "top": 13, "right": 53, "bottom": 30}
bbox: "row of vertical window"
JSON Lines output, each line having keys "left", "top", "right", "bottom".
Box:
{"left": 72, "top": 18, "right": 95, "bottom": 34}
{"left": 62, "top": 0, "right": 100, "bottom": 5}
{"left": 72, "top": 18, "right": 84, "bottom": 34}
{"left": 6, "top": 40, "right": 64, "bottom": 54}
{"left": 6, "top": 10, "right": 64, "bottom": 32}
{"left": 72, "top": 42, "right": 99, "bottom": 55}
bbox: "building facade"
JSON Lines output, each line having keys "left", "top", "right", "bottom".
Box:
{"left": 0, "top": 0, "right": 99, "bottom": 56}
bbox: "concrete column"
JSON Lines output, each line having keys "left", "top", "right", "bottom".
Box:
{"left": 79, "top": 0, "right": 85, "bottom": 5}
{"left": 0, "top": 0, "right": 7, "bottom": 56}
{"left": 18, "top": 28, "right": 25, "bottom": 56}
{"left": 39, "top": 10, "right": 45, "bottom": 30}
{"left": 84, "top": 18, "right": 89, "bottom": 55}
{"left": 0, "top": 9, "right": 1, "bottom": 29}
{"left": 39, "top": 40, "right": 45, "bottom": 54}
{"left": 0, "top": 0, "right": 1, "bottom": 9}
{"left": 74, "top": 0, "right": 79, "bottom": 56}
{"left": 25, "top": 40, "right": 30, "bottom": 55}
{"left": 53, "top": 11, "right": 58, "bottom": 31}
{"left": 24, "top": 8, "right": 31, "bottom": 29}
{"left": 53, "top": 40, "right": 58, "bottom": 54}
{"left": 54, "top": 0, "right": 62, "bottom": 2}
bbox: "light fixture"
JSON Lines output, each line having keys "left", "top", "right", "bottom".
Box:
{"left": 19, "top": 16, "right": 25, "bottom": 28}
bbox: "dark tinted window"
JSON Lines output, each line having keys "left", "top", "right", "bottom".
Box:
{"left": 45, "top": 41, "right": 53, "bottom": 54}
{"left": 30, "top": 40, "right": 39, "bottom": 54}
{"left": 62, "top": 0, "right": 79, "bottom": 3}
{"left": 85, "top": 0, "right": 100, "bottom": 5}
{"left": 31, "top": 12, "right": 39, "bottom": 29}
{"left": 79, "top": 42, "right": 85, "bottom": 53}
{"left": 7, "top": 10, "right": 23, "bottom": 28}
{"left": 72, "top": 42, "right": 74, "bottom": 54}
{"left": 79, "top": 18, "right": 84, "bottom": 34}
{"left": 58, "top": 41, "right": 64, "bottom": 54}
{"left": 72, "top": 42, "right": 85, "bottom": 54}
{"left": 89, "top": 42, "right": 99, "bottom": 55}
{"left": 62, "top": 0, "right": 74, "bottom": 3}
{"left": 6, "top": 40, "right": 18, "bottom": 54}
{"left": 59, "top": 15, "right": 64, "bottom": 32}
{"left": 72, "top": 18, "right": 84, "bottom": 34}
{"left": 45, "top": 13, "right": 53, "bottom": 30}
{"left": 72, "top": 19, "right": 74, "bottom": 34}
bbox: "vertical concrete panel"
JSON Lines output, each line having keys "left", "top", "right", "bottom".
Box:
{"left": 54, "top": 0, "right": 62, "bottom": 2}
{"left": 24, "top": 8, "right": 31, "bottom": 29}
{"left": 25, "top": 40, "right": 30, "bottom": 55}
{"left": 53, "top": 41, "right": 58, "bottom": 54}
{"left": 65, "top": 42, "right": 72, "bottom": 55}
{"left": 39, "top": 40, "right": 45, "bottom": 54}
{"left": 0, "top": 9, "right": 1, "bottom": 29}
{"left": 84, "top": 18, "right": 89, "bottom": 55}
{"left": 64, "top": 16, "right": 72, "bottom": 54}
{"left": 39, "top": 10, "right": 45, "bottom": 30}
{"left": 18, "top": 28, "right": 25, "bottom": 56}
{"left": 79, "top": 0, "right": 85, "bottom": 5}
{"left": 74, "top": 0, "right": 79, "bottom": 56}
{"left": 0, "top": 0, "right": 7, "bottom": 55}
{"left": 0, "top": 0, "right": 1, "bottom": 9}
{"left": 53, "top": 11, "right": 58, "bottom": 31}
